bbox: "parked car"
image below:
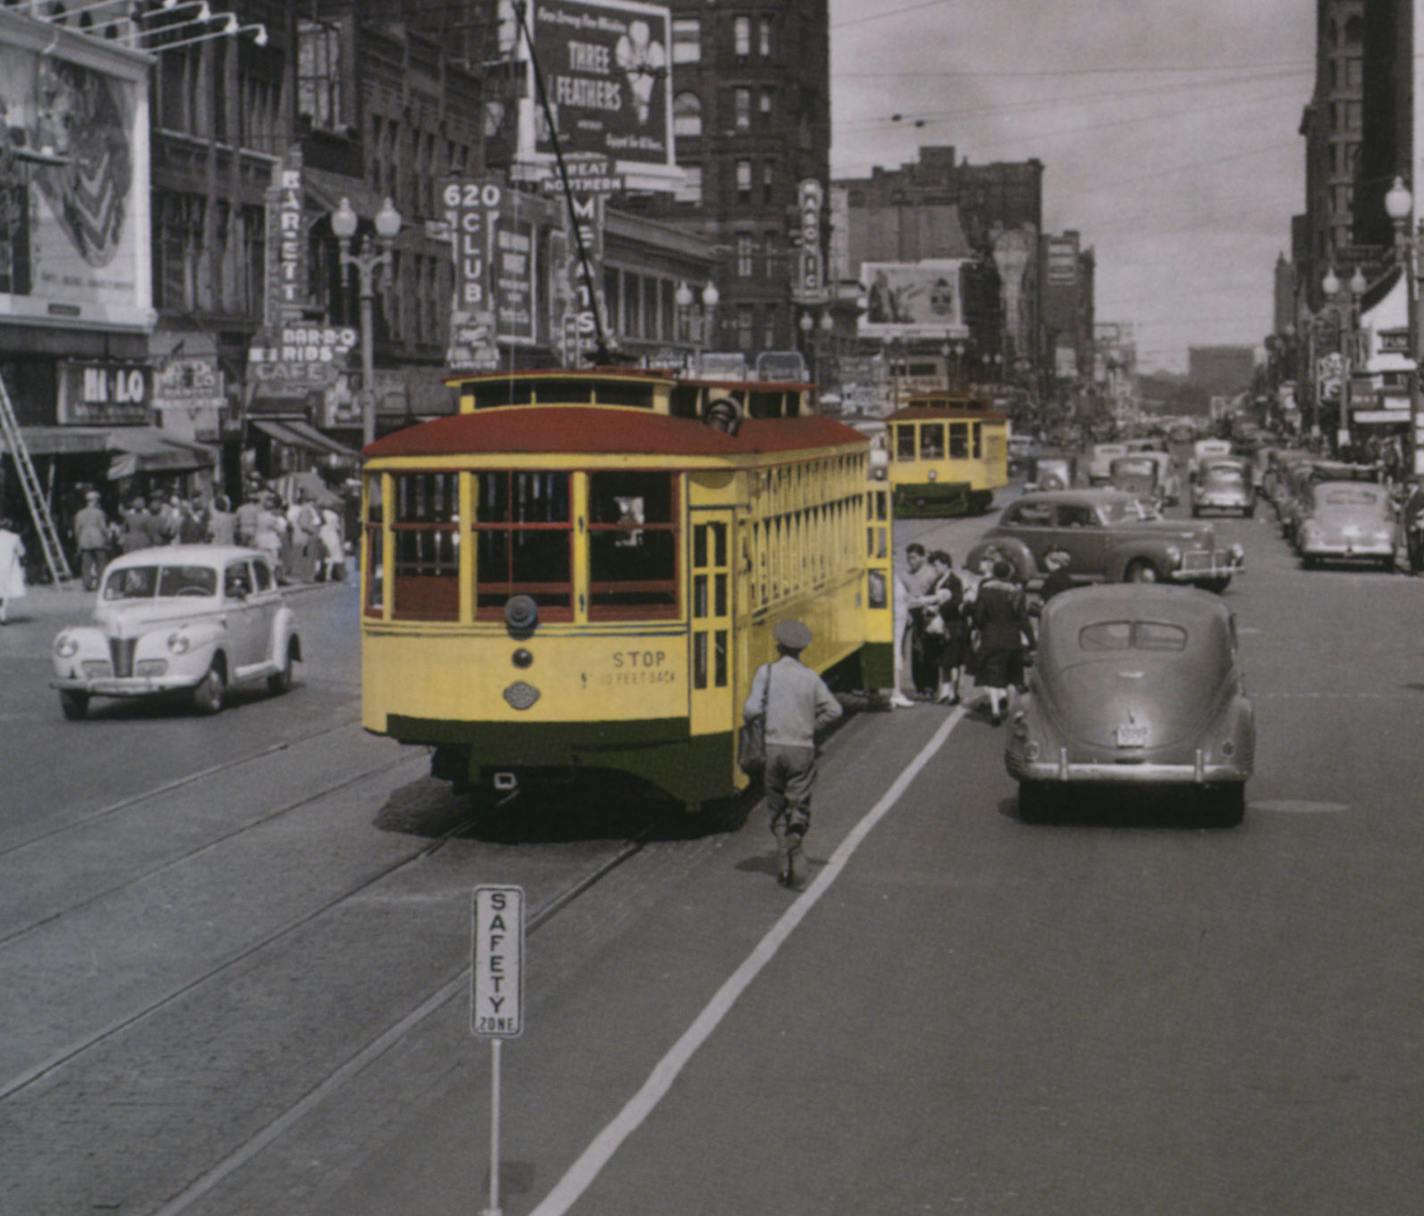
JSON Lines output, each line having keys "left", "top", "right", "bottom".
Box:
{"left": 965, "top": 489, "right": 1246, "bottom": 593}
{"left": 51, "top": 546, "right": 301, "bottom": 719}
{"left": 1279, "top": 459, "right": 1380, "bottom": 541}
{"left": 1191, "top": 457, "right": 1254, "bottom": 518}
{"left": 1005, "top": 584, "right": 1254, "bottom": 825}
{"left": 1295, "top": 481, "right": 1399, "bottom": 571}
{"left": 1110, "top": 451, "right": 1181, "bottom": 508}
{"left": 1086, "top": 442, "right": 1129, "bottom": 485}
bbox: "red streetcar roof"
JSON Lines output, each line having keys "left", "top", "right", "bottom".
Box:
{"left": 364, "top": 407, "right": 868, "bottom": 459}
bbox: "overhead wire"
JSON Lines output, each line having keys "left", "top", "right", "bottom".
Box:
{"left": 837, "top": 67, "right": 1310, "bottom": 133}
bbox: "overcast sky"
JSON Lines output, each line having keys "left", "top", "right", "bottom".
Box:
{"left": 829, "top": 0, "right": 1316, "bottom": 372}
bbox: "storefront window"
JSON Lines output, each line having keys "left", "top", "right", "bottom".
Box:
{"left": 588, "top": 472, "right": 679, "bottom": 619}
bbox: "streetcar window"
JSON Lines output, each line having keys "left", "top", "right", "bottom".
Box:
{"left": 670, "top": 384, "right": 703, "bottom": 418}
{"left": 920, "top": 424, "right": 944, "bottom": 460}
{"left": 895, "top": 426, "right": 915, "bottom": 462}
{"left": 469, "top": 380, "right": 535, "bottom": 409}
{"left": 593, "top": 380, "right": 656, "bottom": 408}
{"left": 364, "top": 475, "right": 384, "bottom": 615}
{"left": 748, "top": 391, "right": 784, "bottom": 418}
{"left": 972, "top": 423, "right": 983, "bottom": 459}
{"left": 473, "top": 471, "right": 572, "bottom": 617}
{"left": 588, "top": 472, "right": 679, "bottom": 619}
{"left": 949, "top": 423, "right": 970, "bottom": 459}
{"left": 393, "top": 473, "right": 460, "bottom": 621}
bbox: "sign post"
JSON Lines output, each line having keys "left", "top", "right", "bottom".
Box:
{"left": 472, "top": 885, "right": 525, "bottom": 1216}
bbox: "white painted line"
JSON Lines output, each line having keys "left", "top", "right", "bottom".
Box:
{"left": 529, "top": 706, "right": 968, "bottom": 1216}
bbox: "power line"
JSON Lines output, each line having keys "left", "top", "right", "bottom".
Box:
{"left": 837, "top": 60, "right": 1315, "bottom": 79}
{"left": 837, "top": 68, "right": 1308, "bottom": 132}
{"left": 831, "top": 0, "right": 953, "bottom": 31}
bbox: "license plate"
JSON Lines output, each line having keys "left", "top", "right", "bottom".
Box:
{"left": 1115, "top": 723, "right": 1148, "bottom": 747}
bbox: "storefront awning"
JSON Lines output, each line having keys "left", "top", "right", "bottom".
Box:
{"left": 251, "top": 418, "right": 361, "bottom": 463}
{"left": 106, "top": 429, "right": 216, "bottom": 480}
{"left": 2, "top": 426, "right": 215, "bottom": 479}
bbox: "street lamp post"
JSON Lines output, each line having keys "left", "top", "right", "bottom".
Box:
{"left": 675, "top": 280, "right": 718, "bottom": 373}
{"left": 331, "top": 196, "right": 402, "bottom": 447}
{"left": 1321, "top": 263, "right": 1366, "bottom": 455}
{"left": 1386, "top": 176, "right": 1424, "bottom": 476}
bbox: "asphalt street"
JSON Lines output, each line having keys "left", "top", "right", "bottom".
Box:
{"left": 2, "top": 497, "right": 1421, "bottom": 1216}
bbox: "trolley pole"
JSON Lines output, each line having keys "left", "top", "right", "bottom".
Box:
{"left": 472, "top": 885, "right": 525, "bottom": 1216}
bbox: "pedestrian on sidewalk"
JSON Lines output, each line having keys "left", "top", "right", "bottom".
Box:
{"left": 0, "top": 517, "right": 27, "bottom": 625}
{"left": 743, "top": 619, "right": 843, "bottom": 889}
{"left": 73, "top": 490, "right": 110, "bottom": 591}
{"left": 234, "top": 495, "right": 260, "bottom": 547}
{"left": 208, "top": 496, "right": 236, "bottom": 546}
{"left": 1405, "top": 477, "right": 1424, "bottom": 576}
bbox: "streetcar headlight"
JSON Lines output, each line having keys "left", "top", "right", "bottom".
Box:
{"left": 166, "top": 631, "right": 190, "bottom": 655}
{"left": 54, "top": 634, "right": 78, "bottom": 658}
{"left": 927, "top": 468, "right": 938, "bottom": 482}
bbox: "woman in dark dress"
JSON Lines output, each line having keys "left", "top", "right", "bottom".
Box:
{"left": 927, "top": 549, "right": 968, "bottom": 704}
{"left": 970, "top": 559, "right": 1031, "bottom": 725}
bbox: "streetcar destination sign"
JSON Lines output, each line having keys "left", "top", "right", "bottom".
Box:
{"left": 471, "top": 885, "right": 525, "bottom": 1037}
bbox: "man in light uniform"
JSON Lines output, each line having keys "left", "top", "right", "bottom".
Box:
{"left": 743, "top": 619, "right": 843, "bottom": 889}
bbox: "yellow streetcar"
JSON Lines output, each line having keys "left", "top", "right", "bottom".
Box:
{"left": 359, "top": 369, "right": 895, "bottom": 809}
{"left": 886, "top": 392, "right": 1010, "bottom": 516}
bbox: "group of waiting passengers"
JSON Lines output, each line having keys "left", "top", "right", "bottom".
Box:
{"left": 897, "top": 540, "right": 1078, "bottom": 726}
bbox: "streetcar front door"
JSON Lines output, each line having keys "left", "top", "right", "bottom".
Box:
{"left": 688, "top": 511, "right": 734, "bottom": 744}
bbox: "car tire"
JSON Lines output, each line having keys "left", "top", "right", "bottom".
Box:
{"left": 1196, "top": 576, "right": 1231, "bottom": 594}
{"left": 267, "top": 640, "right": 296, "bottom": 696}
{"left": 192, "top": 659, "right": 226, "bottom": 715}
{"left": 1191, "top": 506, "right": 1201, "bottom": 518}
{"left": 1018, "top": 780, "right": 1052, "bottom": 823}
{"left": 1301, "top": 555, "right": 1318, "bottom": 570}
{"left": 59, "top": 690, "right": 89, "bottom": 721}
{"left": 1125, "top": 559, "right": 1159, "bottom": 584}
{"left": 1208, "top": 785, "right": 1246, "bottom": 828}
{"left": 1381, "top": 555, "right": 1398, "bottom": 573}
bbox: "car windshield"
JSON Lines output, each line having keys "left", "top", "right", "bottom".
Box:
{"left": 102, "top": 565, "right": 218, "bottom": 600}
{"left": 1099, "top": 498, "right": 1160, "bottom": 524}
{"left": 1205, "top": 466, "right": 1246, "bottom": 483}
{"left": 1079, "top": 620, "right": 1189, "bottom": 652}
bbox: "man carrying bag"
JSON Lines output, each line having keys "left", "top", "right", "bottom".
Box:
{"left": 742, "top": 619, "right": 843, "bottom": 889}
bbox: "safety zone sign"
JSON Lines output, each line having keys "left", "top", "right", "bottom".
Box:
{"left": 471, "top": 885, "right": 525, "bottom": 1038}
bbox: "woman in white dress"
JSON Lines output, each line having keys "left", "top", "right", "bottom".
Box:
{"left": 318, "top": 506, "right": 344, "bottom": 581}
{"left": 0, "top": 518, "right": 27, "bottom": 625}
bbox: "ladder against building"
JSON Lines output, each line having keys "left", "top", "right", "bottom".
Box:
{"left": 0, "top": 374, "right": 73, "bottom": 586}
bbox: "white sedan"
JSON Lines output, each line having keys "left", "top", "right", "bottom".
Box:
{"left": 51, "top": 545, "right": 301, "bottom": 719}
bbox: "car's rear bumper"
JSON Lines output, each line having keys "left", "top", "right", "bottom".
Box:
{"left": 1168, "top": 549, "right": 1245, "bottom": 581}
{"left": 1008, "top": 748, "right": 1249, "bottom": 785}
{"left": 1300, "top": 541, "right": 1393, "bottom": 559}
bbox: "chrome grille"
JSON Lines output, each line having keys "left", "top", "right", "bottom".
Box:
{"left": 108, "top": 637, "right": 137, "bottom": 678}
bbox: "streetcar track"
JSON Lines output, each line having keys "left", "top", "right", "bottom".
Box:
{"left": 0, "top": 748, "right": 439, "bottom": 1105}
{"left": 148, "top": 833, "right": 650, "bottom": 1216}
{"left": 0, "top": 715, "right": 364, "bottom": 861}
{"left": 0, "top": 747, "right": 422, "bottom": 951}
